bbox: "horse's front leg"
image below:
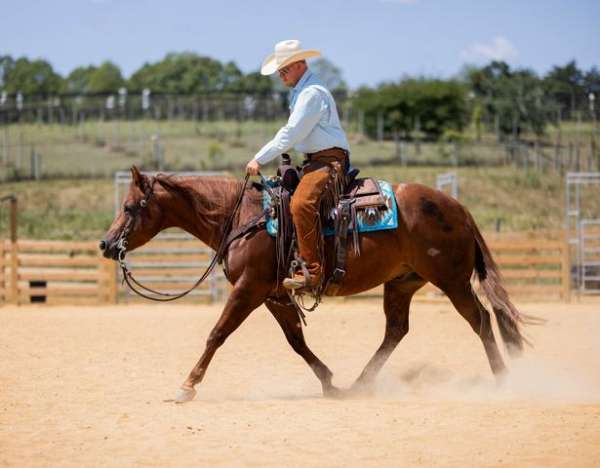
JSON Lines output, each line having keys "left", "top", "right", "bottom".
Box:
{"left": 265, "top": 298, "right": 342, "bottom": 398}
{"left": 175, "top": 280, "right": 270, "bottom": 403}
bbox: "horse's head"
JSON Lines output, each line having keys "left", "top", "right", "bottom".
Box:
{"left": 100, "top": 166, "right": 164, "bottom": 260}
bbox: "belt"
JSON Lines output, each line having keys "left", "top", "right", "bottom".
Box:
{"left": 306, "top": 147, "right": 349, "bottom": 160}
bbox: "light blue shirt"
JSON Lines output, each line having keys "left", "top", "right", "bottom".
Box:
{"left": 253, "top": 69, "right": 349, "bottom": 165}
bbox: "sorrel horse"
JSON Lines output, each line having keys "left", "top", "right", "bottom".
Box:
{"left": 101, "top": 166, "right": 528, "bottom": 403}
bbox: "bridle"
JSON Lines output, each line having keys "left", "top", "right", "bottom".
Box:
{"left": 116, "top": 174, "right": 250, "bottom": 302}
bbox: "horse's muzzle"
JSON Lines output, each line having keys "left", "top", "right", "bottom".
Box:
{"left": 99, "top": 239, "right": 119, "bottom": 260}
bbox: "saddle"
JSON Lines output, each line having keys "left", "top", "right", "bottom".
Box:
{"left": 272, "top": 154, "right": 388, "bottom": 296}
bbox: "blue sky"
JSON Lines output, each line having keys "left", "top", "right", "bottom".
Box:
{"left": 2, "top": 0, "right": 599, "bottom": 88}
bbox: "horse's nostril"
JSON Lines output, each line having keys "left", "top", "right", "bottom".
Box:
{"left": 99, "top": 240, "right": 107, "bottom": 251}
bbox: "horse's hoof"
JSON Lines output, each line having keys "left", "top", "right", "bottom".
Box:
{"left": 494, "top": 369, "right": 509, "bottom": 386}
{"left": 175, "top": 387, "right": 196, "bottom": 404}
{"left": 323, "top": 385, "right": 345, "bottom": 399}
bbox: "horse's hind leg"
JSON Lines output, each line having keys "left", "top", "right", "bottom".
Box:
{"left": 444, "top": 284, "right": 507, "bottom": 378}
{"left": 265, "top": 298, "right": 341, "bottom": 398}
{"left": 350, "top": 273, "right": 426, "bottom": 394}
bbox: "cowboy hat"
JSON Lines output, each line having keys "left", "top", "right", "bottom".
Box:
{"left": 260, "top": 40, "right": 321, "bottom": 76}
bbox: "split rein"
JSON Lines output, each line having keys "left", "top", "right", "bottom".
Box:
{"left": 116, "top": 174, "right": 250, "bottom": 302}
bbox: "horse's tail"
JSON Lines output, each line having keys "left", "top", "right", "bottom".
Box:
{"left": 466, "top": 211, "right": 532, "bottom": 357}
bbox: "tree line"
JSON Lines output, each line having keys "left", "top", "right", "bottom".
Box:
{"left": 0, "top": 51, "right": 598, "bottom": 140}
{"left": 354, "top": 61, "right": 599, "bottom": 140}
{"left": 0, "top": 53, "right": 275, "bottom": 96}
{"left": 0, "top": 52, "right": 349, "bottom": 97}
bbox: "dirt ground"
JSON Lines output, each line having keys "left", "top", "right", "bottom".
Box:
{"left": 1, "top": 299, "right": 599, "bottom": 467}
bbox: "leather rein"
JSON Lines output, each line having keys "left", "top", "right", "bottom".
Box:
{"left": 116, "top": 174, "right": 251, "bottom": 302}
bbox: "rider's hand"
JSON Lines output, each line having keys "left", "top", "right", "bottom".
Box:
{"left": 246, "top": 159, "right": 260, "bottom": 176}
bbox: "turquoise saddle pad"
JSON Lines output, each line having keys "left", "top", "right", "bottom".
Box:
{"left": 263, "top": 179, "right": 398, "bottom": 237}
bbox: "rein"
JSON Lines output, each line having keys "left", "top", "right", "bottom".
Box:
{"left": 117, "top": 174, "right": 250, "bottom": 302}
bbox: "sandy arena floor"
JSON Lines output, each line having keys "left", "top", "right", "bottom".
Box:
{"left": 1, "top": 299, "right": 599, "bottom": 467}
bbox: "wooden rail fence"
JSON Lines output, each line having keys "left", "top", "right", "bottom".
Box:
{"left": 0, "top": 233, "right": 571, "bottom": 306}
{"left": 119, "top": 237, "right": 226, "bottom": 303}
{"left": 0, "top": 238, "right": 225, "bottom": 306}
{"left": 0, "top": 240, "right": 115, "bottom": 305}
{"left": 355, "top": 233, "right": 571, "bottom": 302}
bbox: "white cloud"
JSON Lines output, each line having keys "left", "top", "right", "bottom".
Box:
{"left": 461, "top": 36, "right": 519, "bottom": 63}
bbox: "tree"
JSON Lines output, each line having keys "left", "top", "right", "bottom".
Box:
{"left": 543, "top": 60, "right": 585, "bottom": 117}
{"left": 467, "top": 61, "right": 512, "bottom": 97}
{"left": 354, "top": 79, "right": 468, "bottom": 140}
{"left": 2, "top": 57, "right": 63, "bottom": 95}
{"left": 129, "top": 52, "right": 230, "bottom": 94}
{"left": 508, "top": 69, "right": 550, "bottom": 136}
{"left": 0, "top": 55, "right": 15, "bottom": 88}
{"left": 221, "top": 61, "right": 243, "bottom": 91}
{"left": 310, "top": 58, "right": 347, "bottom": 93}
{"left": 583, "top": 66, "right": 600, "bottom": 97}
{"left": 64, "top": 65, "right": 97, "bottom": 94}
{"left": 467, "top": 61, "right": 553, "bottom": 137}
{"left": 87, "top": 61, "right": 125, "bottom": 94}
{"left": 236, "top": 71, "right": 273, "bottom": 95}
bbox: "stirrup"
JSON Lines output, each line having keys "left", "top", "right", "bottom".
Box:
{"left": 283, "top": 275, "right": 311, "bottom": 290}
{"left": 283, "top": 255, "right": 313, "bottom": 290}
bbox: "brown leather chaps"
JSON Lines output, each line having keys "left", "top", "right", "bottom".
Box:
{"left": 289, "top": 147, "right": 348, "bottom": 282}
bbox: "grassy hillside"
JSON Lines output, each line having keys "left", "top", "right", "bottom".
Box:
{"left": 1, "top": 119, "right": 598, "bottom": 240}
{"left": 1, "top": 120, "right": 597, "bottom": 180}
{"left": 0, "top": 179, "right": 114, "bottom": 240}
{"left": 2, "top": 165, "right": 598, "bottom": 241}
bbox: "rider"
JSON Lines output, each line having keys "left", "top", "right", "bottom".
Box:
{"left": 246, "top": 39, "right": 350, "bottom": 291}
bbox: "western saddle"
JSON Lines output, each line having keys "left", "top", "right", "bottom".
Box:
{"left": 268, "top": 154, "right": 388, "bottom": 297}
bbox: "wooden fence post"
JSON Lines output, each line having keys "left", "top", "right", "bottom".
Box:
{"left": 10, "top": 198, "right": 18, "bottom": 305}
{"left": 377, "top": 113, "right": 384, "bottom": 142}
{"left": 99, "top": 256, "right": 118, "bottom": 304}
{"left": 562, "top": 232, "right": 571, "bottom": 302}
{"left": 0, "top": 240, "right": 5, "bottom": 303}
{"left": 358, "top": 110, "right": 365, "bottom": 137}
{"left": 2, "top": 126, "right": 9, "bottom": 166}
{"left": 99, "top": 256, "right": 107, "bottom": 304}
{"left": 108, "top": 261, "right": 117, "bottom": 304}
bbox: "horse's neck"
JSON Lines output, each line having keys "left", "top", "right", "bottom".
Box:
{"left": 161, "top": 177, "right": 244, "bottom": 250}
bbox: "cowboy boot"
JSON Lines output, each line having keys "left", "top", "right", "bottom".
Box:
{"left": 283, "top": 263, "right": 321, "bottom": 290}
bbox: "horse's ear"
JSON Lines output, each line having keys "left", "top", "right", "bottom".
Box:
{"left": 131, "top": 165, "right": 145, "bottom": 190}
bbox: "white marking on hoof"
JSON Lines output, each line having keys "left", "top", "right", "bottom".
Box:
{"left": 175, "top": 387, "right": 197, "bottom": 404}
{"left": 427, "top": 248, "right": 440, "bottom": 256}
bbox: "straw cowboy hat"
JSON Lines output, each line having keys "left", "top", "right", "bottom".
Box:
{"left": 260, "top": 40, "right": 321, "bottom": 75}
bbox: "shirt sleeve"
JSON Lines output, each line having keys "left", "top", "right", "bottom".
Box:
{"left": 253, "top": 87, "right": 327, "bottom": 165}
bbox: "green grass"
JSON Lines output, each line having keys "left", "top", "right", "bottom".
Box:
{"left": 0, "top": 120, "right": 286, "bottom": 178}
{"left": 2, "top": 119, "right": 598, "bottom": 181}
{"left": 1, "top": 165, "right": 599, "bottom": 240}
{"left": 0, "top": 179, "right": 114, "bottom": 240}
{"left": 1, "top": 119, "right": 599, "bottom": 240}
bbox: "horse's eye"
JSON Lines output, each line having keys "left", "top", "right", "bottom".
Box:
{"left": 124, "top": 204, "right": 134, "bottom": 214}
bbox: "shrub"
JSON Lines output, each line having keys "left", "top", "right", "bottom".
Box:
{"left": 208, "top": 142, "right": 224, "bottom": 162}
{"left": 353, "top": 78, "right": 469, "bottom": 140}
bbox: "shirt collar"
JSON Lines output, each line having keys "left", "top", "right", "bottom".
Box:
{"left": 289, "top": 69, "right": 313, "bottom": 110}
{"left": 293, "top": 69, "right": 313, "bottom": 93}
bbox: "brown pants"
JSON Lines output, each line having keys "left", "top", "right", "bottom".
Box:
{"left": 290, "top": 148, "right": 347, "bottom": 280}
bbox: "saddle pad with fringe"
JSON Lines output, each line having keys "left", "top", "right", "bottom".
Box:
{"left": 263, "top": 179, "right": 398, "bottom": 237}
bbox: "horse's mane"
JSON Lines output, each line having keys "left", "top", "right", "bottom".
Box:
{"left": 154, "top": 174, "right": 254, "bottom": 234}
{"left": 156, "top": 174, "right": 263, "bottom": 203}
{"left": 156, "top": 174, "right": 241, "bottom": 195}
